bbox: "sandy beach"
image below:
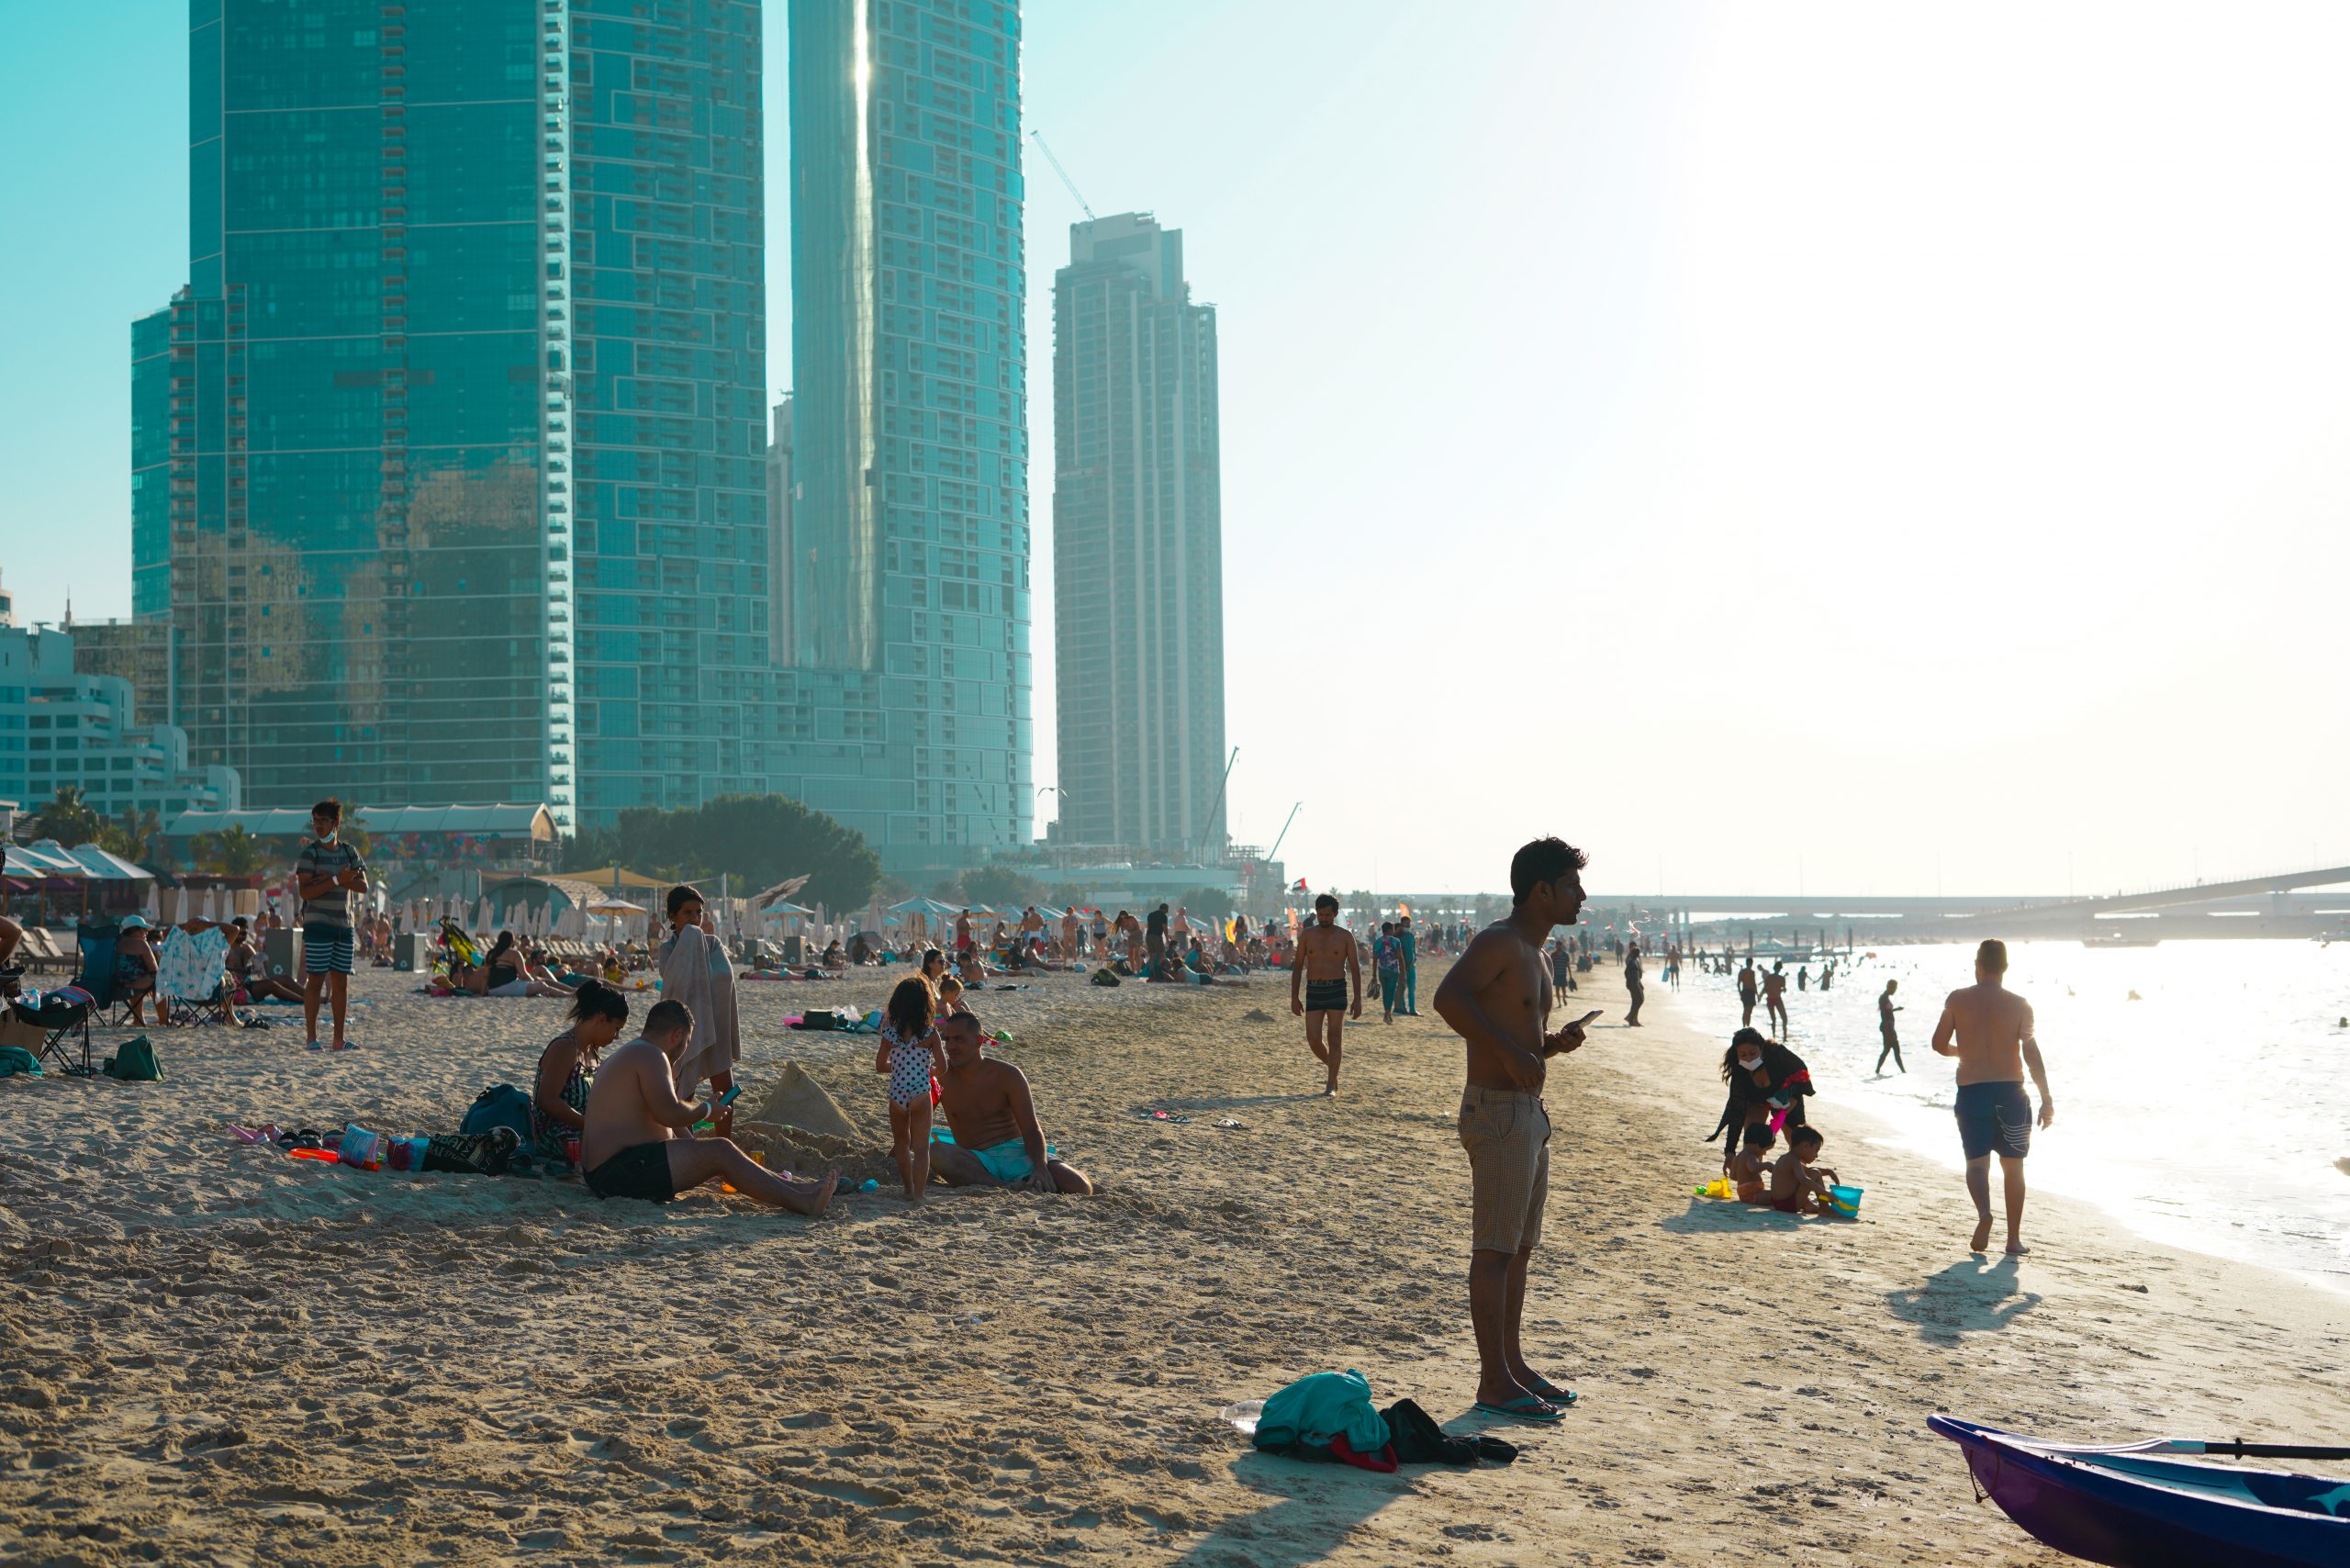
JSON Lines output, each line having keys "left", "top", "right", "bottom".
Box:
{"left": 3, "top": 955, "right": 2344, "bottom": 1566}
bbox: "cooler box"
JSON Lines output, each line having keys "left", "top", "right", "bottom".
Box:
{"left": 263, "top": 925, "right": 301, "bottom": 979}
{"left": 394, "top": 932, "right": 425, "bottom": 971}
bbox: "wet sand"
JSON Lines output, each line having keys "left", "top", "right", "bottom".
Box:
{"left": 2, "top": 955, "right": 2344, "bottom": 1565}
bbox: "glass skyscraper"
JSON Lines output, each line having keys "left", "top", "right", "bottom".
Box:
{"left": 1052, "top": 213, "right": 1225, "bottom": 854}
{"left": 136, "top": 0, "right": 778, "bottom": 828}
{"left": 786, "top": 0, "right": 1034, "bottom": 869}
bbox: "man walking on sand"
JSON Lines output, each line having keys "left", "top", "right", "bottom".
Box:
{"left": 1930, "top": 939, "right": 2054, "bottom": 1256}
{"left": 1290, "top": 893, "right": 1361, "bottom": 1094}
{"left": 1433, "top": 836, "right": 1594, "bottom": 1422}
{"left": 1623, "top": 940, "right": 1645, "bottom": 1026}
{"left": 295, "top": 798, "right": 369, "bottom": 1051}
{"left": 1395, "top": 914, "right": 1420, "bottom": 1015}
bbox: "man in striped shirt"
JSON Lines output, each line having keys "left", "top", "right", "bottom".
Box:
{"left": 295, "top": 799, "right": 369, "bottom": 1051}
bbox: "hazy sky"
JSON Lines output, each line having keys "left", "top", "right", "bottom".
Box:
{"left": 4, "top": 3, "right": 2344, "bottom": 896}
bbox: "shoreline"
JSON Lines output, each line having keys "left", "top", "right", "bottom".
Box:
{"left": 2, "top": 955, "right": 2344, "bottom": 1564}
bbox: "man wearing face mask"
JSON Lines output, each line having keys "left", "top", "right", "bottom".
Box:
{"left": 294, "top": 798, "right": 370, "bottom": 1051}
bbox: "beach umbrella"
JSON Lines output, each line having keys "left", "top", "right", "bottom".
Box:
{"left": 474, "top": 896, "right": 494, "bottom": 935}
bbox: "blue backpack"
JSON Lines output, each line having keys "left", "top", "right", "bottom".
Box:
{"left": 461, "top": 1083, "right": 534, "bottom": 1144}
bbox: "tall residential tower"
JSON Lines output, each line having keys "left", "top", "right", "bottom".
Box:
{"left": 787, "top": 0, "right": 1033, "bottom": 871}
{"left": 134, "top": 0, "right": 775, "bottom": 826}
{"left": 1052, "top": 213, "right": 1225, "bottom": 854}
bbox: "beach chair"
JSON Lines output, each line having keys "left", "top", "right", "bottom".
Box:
{"left": 23, "top": 928, "right": 76, "bottom": 975}
{"left": 157, "top": 924, "right": 238, "bottom": 1025}
{"left": 71, "top": 921, "right": 138, "bottom": 1027}
{"left": 7, "top": 986, "right": 97, "bottom": 1076}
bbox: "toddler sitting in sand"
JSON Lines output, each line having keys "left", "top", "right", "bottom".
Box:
{"left": 874, "top": 976, "right": 947, "bottom": 1202}
{"left": 934, "top": 974, "right": 969, "bottom": 1017}
{"left": 1729, "top": 1122, "right": 1776, "bottom": 1204}
{"left": 1767, "top": 1126, "right": 1841, "bottom": 1215}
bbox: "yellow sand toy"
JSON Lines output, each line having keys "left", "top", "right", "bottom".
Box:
{"left": 1694, "top": 1176, "right": 1735, "bottom": 1200}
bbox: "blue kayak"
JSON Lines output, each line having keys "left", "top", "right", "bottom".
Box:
{"left": 1930, "top": 1416, "right": 2350, "bottom": 1568}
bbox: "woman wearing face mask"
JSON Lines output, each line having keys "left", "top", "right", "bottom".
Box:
{"left": 1706, "top": 1026, "right": 1813, "bottom": 1172}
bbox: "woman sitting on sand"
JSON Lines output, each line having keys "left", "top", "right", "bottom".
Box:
{"left": 1707, "top": 1027, "right": 1814, "bottom": 1170}
{"left": 451, "top": 931, "right": 573, "bottom": 998}
{"left": 532, "top": 981, "right": 629, "bottom": 1163}
{"left": 225, "top": 917, "right": 305, "bottom": 1004}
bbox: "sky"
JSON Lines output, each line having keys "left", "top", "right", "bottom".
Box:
{"left": 3, "top": 2, "right": 2345, "bottom": 898}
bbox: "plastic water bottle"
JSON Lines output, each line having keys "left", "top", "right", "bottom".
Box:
{"left": 1217, "top": 1400, "right": 1264, "bottom": 1437}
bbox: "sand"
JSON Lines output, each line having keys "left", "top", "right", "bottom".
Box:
{"left": 2, "top": 954, "right": 2344, "bottom": 1565}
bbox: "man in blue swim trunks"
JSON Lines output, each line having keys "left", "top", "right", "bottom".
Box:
{"left": 930, "top": 1012, "right": 1094, "bottom": 1193}
{"left": 1931, "top": 939, "right": 2055, "bottom": 1257}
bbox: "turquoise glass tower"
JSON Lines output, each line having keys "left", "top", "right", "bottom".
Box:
{"left": 136, "top": 0, "right": 776, "bottom": 827}
{"left": 787, "top": 0, "right": 1034, "bottom": 870}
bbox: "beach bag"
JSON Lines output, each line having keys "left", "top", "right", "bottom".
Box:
{"left": 1090, "top": 967, "right": 1122, "bottom": 988}
{"left": 0, "top": 1046, "right": 41, "bottom": 1078}
{"left": 790, "top": 1008, "right": 838, "bottom": 1031}
{"left": 421, "top": 1127, "right": 519, "bottom": 1176}
{"left": 460, "top": 1083, "right": 533, "bottom": 1143}
{"left": 103, "top": 1036, "right": 162, "bottom": 1081}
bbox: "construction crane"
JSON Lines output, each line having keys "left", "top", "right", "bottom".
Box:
{"left": 1028, "top": 129, "right": 1095, "bottom": 220}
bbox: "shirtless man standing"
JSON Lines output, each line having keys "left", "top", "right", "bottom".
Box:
{"left": 580, "top": 998, "right": 838, "bottom": 1214}
{"left": 1289, "top": 893, "right": 1362, "bottom": 1095}
{"left": 929, "top": 1011, "right": 1094, "bottom": 1193}
{"left": 1736, "top": 958, "right": 1759, "bottom": 1026}
{"left": 1432, "top": 836, "right": 1593, "bottom": 1422}
{"left": 1762, "top": 961, "right": 1789, "bottom": 1034}
{"left": 1930, "top": 939, "right": 2054, "bottom": 1256}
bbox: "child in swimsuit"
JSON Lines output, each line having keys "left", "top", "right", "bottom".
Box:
{"left": 874, "top": 975, "right": 946, "bottom": 1204}
{"left": 1767, "top": 1127, "right": 1838, "bottom": 1215}
{"left": 1729, "top": 1121, "right": 1776, "bottom": 1204}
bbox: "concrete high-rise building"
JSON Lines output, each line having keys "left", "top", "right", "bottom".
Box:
{"left": 786, "top": 0, "right": 1033, "bottom": 871}
{"left": 133, "top": 0, "right": 776, "bottom": 829}
{"left": 1051, "top": 212, "right": 1225, "bottom": 854}
{"left": 767, "top": 395, "right": 795, "bottom": 667}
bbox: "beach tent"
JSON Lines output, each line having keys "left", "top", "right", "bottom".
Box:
{"left": 888, "top": 896, "right": 963, "bottom": 918}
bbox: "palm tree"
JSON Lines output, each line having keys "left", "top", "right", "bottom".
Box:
{"left": 38, "top": 787, "right": 101, "bottom": 848}
{"left": 196, "top": 824, "right": 271, "bottom": 878}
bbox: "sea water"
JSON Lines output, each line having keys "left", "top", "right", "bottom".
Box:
{"left": 1673, "top": 939, "right": 2350, "bottom": 1293}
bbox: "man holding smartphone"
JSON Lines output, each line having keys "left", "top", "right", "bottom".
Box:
{"left": 1433, "top": 836, "right": 1597, "bottom": 1424}
{"left": 295, "top": 798, "right": 368, "bottom": 1051}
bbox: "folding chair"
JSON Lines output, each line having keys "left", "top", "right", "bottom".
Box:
{"left": 72, "top": 920, "right": 138, "bottom": 1027}
{"left": 157, "top": 924, "right": 240, "bottom": 1026}
{"left": 8, "top": 986, "right": 96, "bottom": 1077}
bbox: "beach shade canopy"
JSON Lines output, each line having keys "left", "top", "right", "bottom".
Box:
{"left": 6, "top": 843, "right": 89, "bottom": 879}
{"left": 585, "top": 896, "right": 647, "bottom": 916}
{"left": 888, "top": 896, "right": 964, "bottom": 918}
{"left": 565, "top": 866, "right": 666, "bottom": 891}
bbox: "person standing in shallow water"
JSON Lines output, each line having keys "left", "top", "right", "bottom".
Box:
{"left": 1875, "top": 979, "right": 1906, "bottom": 1073}
{"left": 1434, "top": 836, "right": 1594, "bottom": 1423}
{"left": 1931, "top": 939, "right": 2055, "bottom": 1256}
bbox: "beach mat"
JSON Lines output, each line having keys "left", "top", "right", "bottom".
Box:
{"left": 741, "top": 1060, "right": 866, "bottom": 1145}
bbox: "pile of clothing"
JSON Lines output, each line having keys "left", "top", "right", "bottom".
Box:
{"left": 1248, "top": 1371, "right": 1520, "bottom": 1473}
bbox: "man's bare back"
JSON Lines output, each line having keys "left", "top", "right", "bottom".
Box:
{"left": 581, "top": 1036, "right": 693, "bottom": 1169}
{"left": 1933, "top": 982, "right": 2035, "bottom": 1086}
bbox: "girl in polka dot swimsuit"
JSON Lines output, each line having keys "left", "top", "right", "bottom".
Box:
{"left": 874, "top": 975, "right": 946, "bottom": 1202}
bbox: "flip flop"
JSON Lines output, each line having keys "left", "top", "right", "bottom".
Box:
{"left": 1473, "top": 1395, "right": 1565, "bottom": 1424}
{"left": 1524, "top": 1379, "right": 1579, "bottom": 1406}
